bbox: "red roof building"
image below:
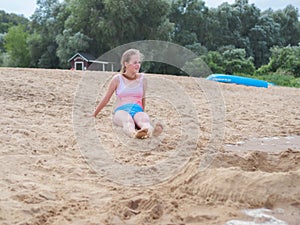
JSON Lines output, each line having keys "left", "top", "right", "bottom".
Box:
{"left": 68, "top": 52, "right": 115, "bottom": 71}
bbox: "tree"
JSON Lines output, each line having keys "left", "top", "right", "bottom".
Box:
{"left": 231, "top": 0, "right": 260, "bottom": 36}
{"left": 103, "top": 0, "right": 173, "bottom": 45}
{"left": 203, "top": 51, "right": 224, "bottom": 73}
{"left": 169, "top": 0, "right": 208, "bottom": 46}
{"left": 271, "top": 5, "right": 300, "bottom": 46}
{"left": 0, "top": 33, "right": 5, "bottom": 51}
{"left": 0, "top": 10, "right": 29, "bottom": 34}
{"left": 0, "top": 10, "right": 29, "bottom": 55}
{"left": 249, "top": 15, "right": 281, "bottom": 67}
{"left": 222, "top": 48, "right": 255, "bottom": 75}
{"left": 257, "top": 45, "right": 300, "bottom": 77}
{"left": 202, "top": 47, "right": 255, "bottom": 75}
{"left": 205, "top": 0, "right": 260, "bottom": 52}
{"left": 185, "top": 42, "right": 207, "bottom": 56}
{"left": 27, "top": 32, "right": 43, "bottom": 67}
{"left": 63, "top": 0, "right": 109, "bottom": 57}
{"left": 4, "top": 25, "right": 30, "bottom": 67}
{"left": 29, "top": 0, "right": 64, "bottom": 68}
{"left": 63, "top": 0, "right": 173, "bottom": 59}
{"left": 56, "top": 29, "right": 92, "bottom": 68}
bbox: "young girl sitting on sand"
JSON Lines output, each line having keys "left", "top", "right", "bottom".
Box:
{"left": 92, "top": 49, "right": 163, "bottom": 139}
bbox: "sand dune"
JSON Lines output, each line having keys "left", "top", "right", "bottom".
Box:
{"left": 1, "top": 68, "right": 299, "bottom": 225}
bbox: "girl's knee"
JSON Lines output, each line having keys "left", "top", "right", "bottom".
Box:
{"left": 114, "top": 110, "right": 134, "bottom": 125}
{"left": 134, "top": 112, "right": 150, "bottom": 122}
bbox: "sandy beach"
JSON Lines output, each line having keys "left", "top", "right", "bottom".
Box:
{"left": 1, "top": 68, "right": 300, "bottom": 225}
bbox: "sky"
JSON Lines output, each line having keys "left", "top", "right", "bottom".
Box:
{"left": 0, "top": 0, "right": 299, "bottom": 18}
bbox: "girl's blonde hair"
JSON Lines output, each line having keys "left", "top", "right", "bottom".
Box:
{"left": 120, "top": 49, "right": 144, "bottom": 74}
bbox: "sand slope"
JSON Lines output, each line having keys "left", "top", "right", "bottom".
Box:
{"left": 1, "top": 68, "right": 300, "bottom": 225}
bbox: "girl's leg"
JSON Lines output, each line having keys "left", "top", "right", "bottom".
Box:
{"left": 113, "top": 110, "right": 136, "bottom": 137}
{"left": 113, "top": 110, "right": 149, "bottom": 138}
{"left": 134, "top": 112, "right": 163, "bottom": 137}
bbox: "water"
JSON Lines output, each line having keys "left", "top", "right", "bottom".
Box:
{"left": 225, "top": 136, "right": 300, "bottom": 153}
{"left": 224, "top": 136, "right": 300, "bottom": 225}
{"left": 225, "top": 208, "right": 288, "bottom": 225}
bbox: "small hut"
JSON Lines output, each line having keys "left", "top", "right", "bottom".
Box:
{"left": 68, "top": 52, "right": 115, "bottom": 71}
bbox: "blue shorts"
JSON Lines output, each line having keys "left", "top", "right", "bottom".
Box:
{"left": 114, "top": 104, "right": 144, "bottom": 118}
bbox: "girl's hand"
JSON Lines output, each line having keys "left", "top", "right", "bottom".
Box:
{"left": 84, "top": 113, "right": 96, "bottom": 118}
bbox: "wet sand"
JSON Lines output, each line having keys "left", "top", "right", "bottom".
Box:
{"left": 1, "top": 68, "right": 300, "bottom": 224}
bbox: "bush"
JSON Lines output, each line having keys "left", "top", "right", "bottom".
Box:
{"left": 259, "top": 45, "right": 300, "bottom": 77}
{"left": 290, "top": 77, "right": 300, "bottom": 88}
{"left": 255, "top": 65, "right": 270, "bottom": 76}
{"left": 251, "top": 73, "right": 300, "bottom": 88}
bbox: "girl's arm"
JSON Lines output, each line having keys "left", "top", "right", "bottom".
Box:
{"left": 93, "top": 76, "right": 118, "bottom": 117}
{"left": 142, "top": 77, "right": 147, "bottom": 110}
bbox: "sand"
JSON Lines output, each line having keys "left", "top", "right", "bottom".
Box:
{"left": 1, "top": 68, "right": 300, "bottom": 225}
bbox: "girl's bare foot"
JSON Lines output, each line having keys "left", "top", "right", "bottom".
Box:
{"left": 135, "top": 128, "right": 149, "bottom": 139}
{"left": 152, "top": 122, "right": 163, "bottom": 137}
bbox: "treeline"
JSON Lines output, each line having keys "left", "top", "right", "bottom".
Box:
{"left": 0, "top": 0, "right": 300, "bottom": 86}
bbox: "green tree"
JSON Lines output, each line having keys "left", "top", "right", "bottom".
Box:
{"left": 249, "top": 15, "right": 281, "bottom": 67}
{"left": 27, "top": 32, "right": 43, "bottom": 67}
{"left": 103, "top": 0, "right": 173, "bottom": 45}
{"left": 207, "top": 0, "right": 260, "bottom": 52}
{"left": 271, "top": 5, "right": 300, "bottom": 46}
{"left": 56, "top": 29, "right": 92, "bottom": 68}
{"left": 222, "top": 48, "right": 255, "bottom": 75}
{"left": 63, "top": 0, "right": 173, "bottom": 59}
{"left": 29, "top": 0, "right": 64, "bottom": 68}
{"left": 0, "top": 33, "right": 5, "bottom": 51}
{"left": 202, "top": 47, "right": 255, "bottom": 75}
{"left": 185, "top": 42, "right": 207, "bottom": 56}
{"left": 0, "top": 10, "right": 29, "bottom": 55}
{"left": 169, "top": 0, "right": 208, "bottom": 46}
{"left": 4, "top": 25, "right": 30, "bottom": 67}
{"left": 0, "top": 10, "right": 29, "bottom": 34}
{"left": 203, "top": 51, "right": 224, "bottom": 73}
{"left": 257, "top": 45, "right": 300, "bottom": 77}
{"left": 64, "top": 0, "right": 107, "bottom": 56}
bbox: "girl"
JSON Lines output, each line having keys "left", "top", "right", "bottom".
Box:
{"left": 92, "top": 49, "right": 163, "bottom": 139}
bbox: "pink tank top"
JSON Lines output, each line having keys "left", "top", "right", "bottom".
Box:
{"left": 115, "top": 74, "right": 144, "bottom": 108}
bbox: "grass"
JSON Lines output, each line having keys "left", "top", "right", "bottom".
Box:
{"left": 248, "top": 74, "right": 300, "bottom": 88}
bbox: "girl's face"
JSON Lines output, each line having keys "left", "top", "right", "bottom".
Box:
{"left": 125, "top": 54, "right": 141, "bottom": 74}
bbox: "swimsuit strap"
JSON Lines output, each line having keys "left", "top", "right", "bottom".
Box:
{"left": 117, "top": 74, "right": 125, "bottom": 91}
{"left": 139, "top": 73, "right": 144, "bottom": 85}
{"left": 118, "top": 73, "right": 124, "bottom": 85}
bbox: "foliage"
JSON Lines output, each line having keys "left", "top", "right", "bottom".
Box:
{"left": 251, "top": 74, "right": 300, "bottom": 88}
{"left": 182, "top": 56, "right": 211, "bottom": 77}
{"left": 27, "top": 32, "right": 43, "bottom": 67}
{"left": 202, "top": 51, "right": 224, "bottom": 73}
{"left": 0, "top": 33, "right": 5, "bottom": 51}
{"left": 103, "top": 0, "right": 173, "bottom": 44}
{"left": 0, "top": 10, "right": 28, "bottom": 34}
{"left": 0, "top": 0, "right": 300, "bottom": 87}
{"left": 202, "top": 47, "right": 255, "bottom": 75}
{"left": 0, "top": 10, "right": 29, "bottom": 55}
{"left": 249, "top": 15, "right": 281, "bottom": 67}
{"left": 63, "top": 0, "right": 173, "bottom": 61}
{"left": 256, "top": 45, "right": 300, "bottom": 77}
{"left": 169, "top": 0, "right": 208, "bottom": 46}
{"left": 4, "top": 25, "right": 30, "bottom": 67}
{"left": 185, "top": 42, "right": 208, "bottom": 56}
{"left": 29, "top": 0, "right": 64, "bottom": 68}
{"left": 56, "top": 30, "right": 92, "bottom": 68}
{"left": 0, "top": 52, "right": 10, "bottom": 66}
{"left": 271, "top": 5, "right": 300, "bottom": 46}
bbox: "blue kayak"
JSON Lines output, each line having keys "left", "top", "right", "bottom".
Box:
{"left": 206, "top": 74, "right": 269, "bottom": 88}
